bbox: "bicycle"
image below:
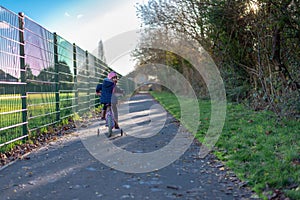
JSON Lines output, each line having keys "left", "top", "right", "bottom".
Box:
{"left": 98, "top": 103, "right": 123, "bottom": 138}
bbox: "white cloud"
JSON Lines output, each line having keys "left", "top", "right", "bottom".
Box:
{"left": 77, "top": 14, "right": 83, "bottom": 19}
{"left": 82, "top": 1, "right": 144, "bottom": 51}
{"left": 50, "top": 0, "right": 148, "bottom": 75}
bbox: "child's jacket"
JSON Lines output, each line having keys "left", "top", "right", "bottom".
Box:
{"left": 100, "top": 78, "right": 115, "bottom": 104}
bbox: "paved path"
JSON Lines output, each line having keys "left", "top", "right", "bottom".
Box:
{"left": 0, "top": 93, "right": 257, "bottom": 200}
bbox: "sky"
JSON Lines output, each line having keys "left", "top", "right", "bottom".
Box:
{"left": 1, "top": 0, "right": 147, "bottom": 75}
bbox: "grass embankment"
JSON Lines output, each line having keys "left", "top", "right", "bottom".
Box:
{"left": 150, "top": 91, "right": 300, "bottom": 200}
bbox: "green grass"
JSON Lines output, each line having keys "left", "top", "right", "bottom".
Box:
{"left": 150, "top": 91, "right": 300, "bottom": 200}
{"left": 0, "top": 92, "right": 94, "bottom": 152}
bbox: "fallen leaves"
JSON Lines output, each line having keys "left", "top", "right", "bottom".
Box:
{"left": 0, "top": 121, "right": 76, "bottom": 168}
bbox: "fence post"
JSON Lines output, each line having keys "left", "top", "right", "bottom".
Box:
{"left": 18, "top": 12, "right": 28, "bottom": 137}
{"left": 85, "top": 51, "right": 90, "bottom": 111}
{"left": 53, "top": 33, "right": 60, "bottom": 122}
{"left": 73, "top": 43, "right": 78, "bottom": 113}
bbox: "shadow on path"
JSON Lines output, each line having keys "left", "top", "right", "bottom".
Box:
{"left": 0, "top": 93, "right": 257, "bottom": 200}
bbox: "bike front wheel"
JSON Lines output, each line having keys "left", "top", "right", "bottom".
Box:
{"left": 106, "top": 113, "right": 114, "bottom": 137}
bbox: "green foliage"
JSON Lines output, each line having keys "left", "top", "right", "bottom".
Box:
{"left": 40, "top": 127, "right": 48, "bottom": 134}
{"left": 285, "top": 190, "right": 300, "bottom": 200}
{"left": 73, "top": 113, "right": 81, "bottom": 121}
{"left": 135, "top": 0, "right": 300, "bottom": 118}
{"left": 61, "top": 118, "right": 69, "bottom": 126}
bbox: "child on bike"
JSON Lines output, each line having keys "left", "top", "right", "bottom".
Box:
{"left": 98, "top": 71, "right": 120, "bottom": 129}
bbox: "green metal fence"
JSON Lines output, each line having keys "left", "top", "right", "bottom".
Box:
{"left": 0, "top": 6, "right": 118, "bottom": 148}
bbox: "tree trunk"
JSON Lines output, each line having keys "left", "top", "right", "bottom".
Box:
{"left": 272, "top": 26, "right": 300, "bottom": 90}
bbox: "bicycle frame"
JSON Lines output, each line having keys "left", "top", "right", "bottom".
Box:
{"left": 97, "top": 103, "right": 123, "bottom": 138}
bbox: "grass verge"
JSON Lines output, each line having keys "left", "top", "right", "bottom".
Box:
{"left": 150, "top": 91, "right": 300, "bottom": 200}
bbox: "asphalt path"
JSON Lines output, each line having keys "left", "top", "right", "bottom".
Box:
{"left": 0, "top": 93, "right": 257, "bottom": 200}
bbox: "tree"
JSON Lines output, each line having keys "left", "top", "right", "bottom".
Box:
{"left": 135, "top": 0, "right": 300, "bottom": 117}
{"left": 97, "top": 39, "right": 106, "bottom": 63}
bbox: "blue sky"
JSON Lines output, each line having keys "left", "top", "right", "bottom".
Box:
{"left": 1, "top": 0, "right": 114, "bottom": 27}
{"left": 1, "top": 0, "right": 147, "bottom": 75}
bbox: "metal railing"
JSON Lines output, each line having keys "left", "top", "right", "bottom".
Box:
{"left": 0, "top": 6, "right": 119, "bottom": 148}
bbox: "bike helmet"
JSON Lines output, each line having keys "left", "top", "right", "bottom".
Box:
{"left": 108, "top": 71, "right": 117, "bottom": 79}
